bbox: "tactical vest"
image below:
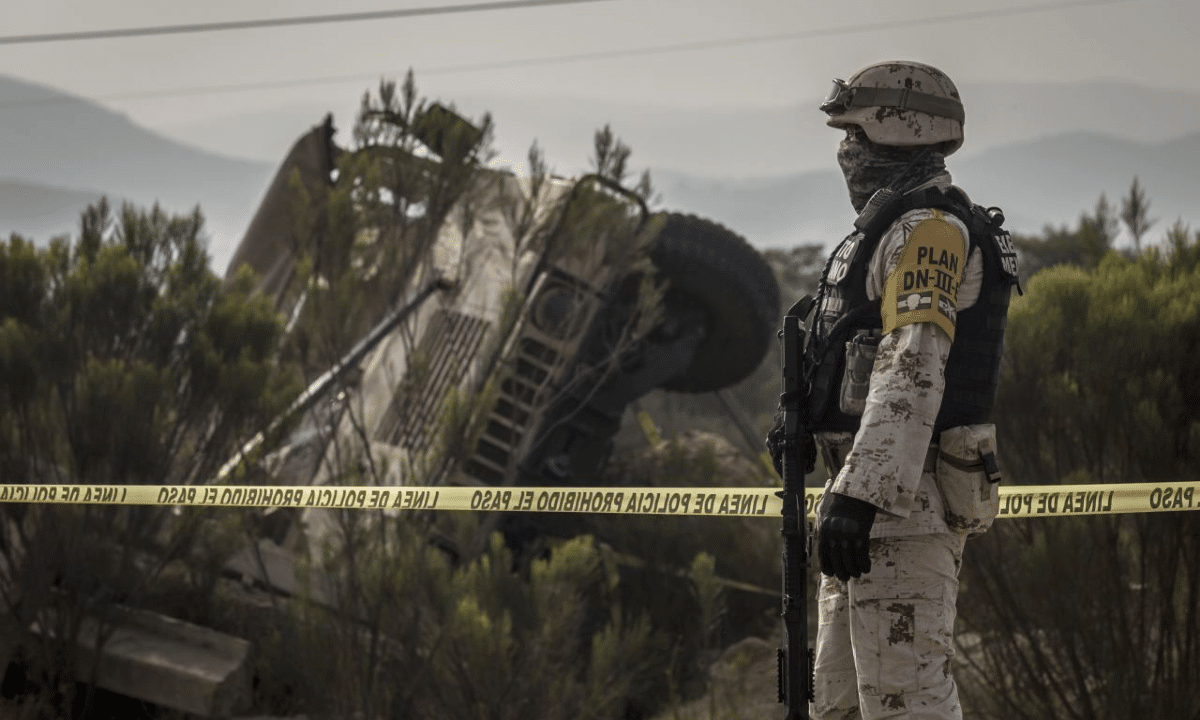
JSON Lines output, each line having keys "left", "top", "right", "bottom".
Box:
{"left": 806, "top": 185, "right": 1021, "bottom": 435}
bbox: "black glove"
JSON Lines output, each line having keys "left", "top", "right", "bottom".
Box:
{"left": 818, "top": 493, "right": 878, "bottom": 581}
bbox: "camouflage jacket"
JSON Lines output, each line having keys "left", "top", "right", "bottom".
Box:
{"left": 817, "top": 173, "right": 984, "bottom": 538}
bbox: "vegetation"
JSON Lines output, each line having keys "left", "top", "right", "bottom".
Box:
{"left": 253, "top": 522, "right": 659, "bottom": 720}
{"left": 956, "top": 180, "right": 1200, "bottom": 720}
{"left": 1, "top": 65, "right": 1196, "bottom": 720}
{"left": 0, "top": 199, "right": 296, "bottom": 718}
{"left": 277, "top": 71, "right": 500, "bottom": 378}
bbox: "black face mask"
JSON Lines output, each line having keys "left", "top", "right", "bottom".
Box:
{"left": 836, "top": 126, "right": 946, "bottom": 213}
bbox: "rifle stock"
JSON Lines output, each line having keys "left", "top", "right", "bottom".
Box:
{"left": 777, "top": 298, "right": 815, "bottom": 719}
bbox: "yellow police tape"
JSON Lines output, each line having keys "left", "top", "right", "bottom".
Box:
{"left": 0, "top": 481, "right": 1198, "bottom": 519}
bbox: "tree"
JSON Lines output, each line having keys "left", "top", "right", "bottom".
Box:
{"left": 955, "top": 221, "right": 1200, "bottom": 720}
{"left": 0, "top": 200, "right": 296, "bottom": 717}
{"left": 591, "top": 123, "right": 654, "bottom": 203}
{"left": 1119, "top": 176, "right": 1156, "bottom": 255}
{"left": 1077, "top": 192, "right": 1120, "bottom": 268}
{"left": 269, "top": 70, "right": 499, "bottom": 379}
{"left": 1015, "top": 192, "right": 1122, "bottom": 279}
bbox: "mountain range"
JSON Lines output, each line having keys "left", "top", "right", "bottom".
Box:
{"left": 2, "top": 73, "right": 1198, "bottom": 274}
{"left": 655, "top": 129, "right": 1200, "bottom": 249}
{"left": 155, "top": 80, "right": 1200, "bottom": 176}
{"left": 0, "top": 75, "right": 273, "bottom": 269}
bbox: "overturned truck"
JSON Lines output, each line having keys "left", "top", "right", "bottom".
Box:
{"left": 225, "top": 107, "right": 780, "bottom": 545}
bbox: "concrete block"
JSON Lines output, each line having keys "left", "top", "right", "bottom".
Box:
{"left": 73, "top": 605, "right": 251, "bottom": 718}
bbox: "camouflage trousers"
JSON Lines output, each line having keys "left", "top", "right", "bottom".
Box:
{"left": 811, "top": 532, "right": 968, "bottom": 720}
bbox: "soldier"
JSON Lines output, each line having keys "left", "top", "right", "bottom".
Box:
{"left": 775, "top": 61, "right": 1017, "bottom": 719}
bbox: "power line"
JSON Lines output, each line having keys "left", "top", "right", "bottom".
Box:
{"left": 0, "top": 0, "right": 614, "bottom": 46}
{"left": 425, "top": 0, "right": 1134, "bottom": 72}
{"left": 0, "top": 0, "right": 1135, "bottom": 110}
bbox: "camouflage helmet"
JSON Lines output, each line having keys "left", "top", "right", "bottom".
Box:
{"left": 820, "top": 61, "right": 965, "bottom": 155}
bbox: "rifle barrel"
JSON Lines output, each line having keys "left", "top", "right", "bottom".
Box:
{"left": 778, "top": 313, "right": 812, "bottom": 719}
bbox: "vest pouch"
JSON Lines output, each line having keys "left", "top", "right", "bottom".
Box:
{"left": 838, "top": 330, "right": 880, "bottom": 416}
{"left": 935, "top": 424, "right": 1001, "bottom": 535}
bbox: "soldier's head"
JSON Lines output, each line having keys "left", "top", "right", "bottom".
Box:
{"left": 820, "top": 61, "right": 965, "bottom": 211}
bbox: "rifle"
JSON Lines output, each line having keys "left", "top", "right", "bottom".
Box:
{"left": 777, "top": 295, "right": 816, "bottom": 720}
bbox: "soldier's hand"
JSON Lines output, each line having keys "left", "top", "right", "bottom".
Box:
{"left": 765, "top": 410, "right": 786, "bottom": 476}
{"left": 818, "top": 493, "right": 878, "bottom": 581}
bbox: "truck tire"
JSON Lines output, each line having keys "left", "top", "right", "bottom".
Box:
{"left": 648, "top": 213, "right": 780, "bottom": 393}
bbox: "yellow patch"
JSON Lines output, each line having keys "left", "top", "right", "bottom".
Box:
{"left": 881, "top": 213, "right": 967, "bottom": 340}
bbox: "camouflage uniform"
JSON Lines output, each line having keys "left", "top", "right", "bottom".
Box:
{"left": 782, "top": 60, "right": 1013, "bottom": 720}
{"left": 810, "top": 171, "right": 984, "bottom": 720}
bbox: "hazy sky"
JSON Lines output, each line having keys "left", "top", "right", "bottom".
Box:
{"left": 3, "top": 0, "right": 1196, "bottom": 167}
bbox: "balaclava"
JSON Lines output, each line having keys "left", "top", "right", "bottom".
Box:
{"left": 836, "top": 125, "right": 946, "bottom": 213}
